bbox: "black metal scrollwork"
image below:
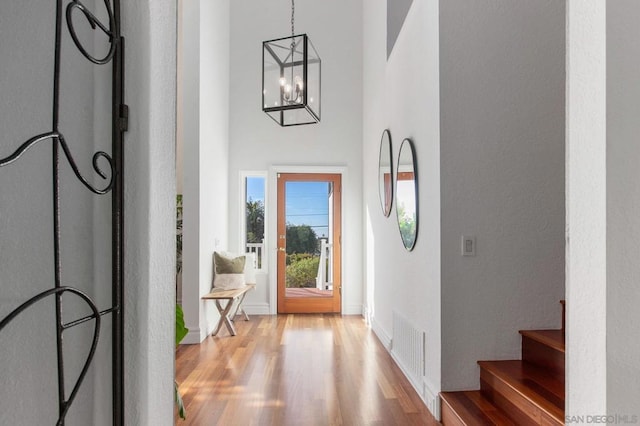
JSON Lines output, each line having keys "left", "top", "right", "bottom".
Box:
{"left": 1, "top": 0, "right": 125, "bottom": 424}
{"left": 0, "top": 132, "right": 115, "bottom": 194}
{"left": 66, "top": 0, "right": 117, "bottom": 65}
{"left": 0, "top": 288, "right": 102, "bottom": 426}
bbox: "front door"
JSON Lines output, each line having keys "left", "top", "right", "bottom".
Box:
{"left": 277, "top": 173, "right": 342, "bottom": 313}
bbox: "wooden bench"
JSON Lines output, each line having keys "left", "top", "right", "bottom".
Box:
{"left": 202, "top": 284, "right": 256, "bottom": 336}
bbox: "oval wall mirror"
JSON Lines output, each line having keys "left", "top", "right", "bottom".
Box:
{"left": 378, "top": 129, "right": 393, "bottom": 217}
{"left": 396, "top": 138, "right": 418, "bottom": 251}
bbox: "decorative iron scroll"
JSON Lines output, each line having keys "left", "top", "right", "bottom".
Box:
{"left": 0, "top": 0, "right": 126, "bottom": 425}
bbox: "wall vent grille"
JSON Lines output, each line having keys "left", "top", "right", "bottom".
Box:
{"left": 391, "top": 310, "right": 425, "bottom": 386}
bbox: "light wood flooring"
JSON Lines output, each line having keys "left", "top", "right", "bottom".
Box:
{"left": 176, "top": 314, "right": 439, "bottom": 425}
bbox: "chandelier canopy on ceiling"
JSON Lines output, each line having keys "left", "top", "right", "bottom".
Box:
{"left": 262, "top": 0, "right": 321, "bottom": 126}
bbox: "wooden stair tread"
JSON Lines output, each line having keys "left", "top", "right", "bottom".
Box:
{"left": 519, "top": 329, "right": 565, "bottom": 353}
{"left": 478, "top": 360, "right": 564, "bottom": 422}
{"left": 441, "top": 391, "right": 517, "bottom": 425}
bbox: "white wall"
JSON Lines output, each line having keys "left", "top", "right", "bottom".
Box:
{"left": 180, "top": 0, "right": 231, "bottom": 343}
{"left": 199, "top": 0, "right": 231, "bottom": 337}
{"left": 364, "top": 1, "right": 565, "bottom": 412}
{"left": 565, "top": 0, "right": 607, "bottom": 416}
{"left": 440, "top": 0, "right": 565, "bottom": 391}
{"left": 180, "top": 0, "right": 200, "bottom": 342}
{"left": 175, "top": 0, "right": 184, "bottom": 306}
{"left": 362, "top": 0, "right": 442, "bottom": 414}
{"left": 228, "top": 0, "right": 363, "bottom": 315}
{"left": 607, "top": 0, "right": 640, "bottom": 416}
{"left": 120, "top": 0, "right": 176, "bottom": 424}
{"left": 176, "top": 0, "right": 184, "bottom": 197}
{"left": 0, "top": 1, "right": 98, "bottom": 424}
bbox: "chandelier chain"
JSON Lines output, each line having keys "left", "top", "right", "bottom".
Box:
{"left": 291, "top": 0, "right": 295, "bottom": 37}
{"left": 290, "top": 0, "right": 296, "bottom": 51}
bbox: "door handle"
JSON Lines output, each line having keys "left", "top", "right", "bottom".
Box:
{"left": 278, "top": 247, "right": 286, "bottom": 252}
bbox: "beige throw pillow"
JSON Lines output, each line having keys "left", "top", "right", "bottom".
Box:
{"left": 213, "top": 252, "right": 246, "bottom": 290}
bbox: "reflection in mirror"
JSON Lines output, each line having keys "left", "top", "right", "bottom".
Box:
{"left": 396, "top": 138, "right": 418, "bottom": 251}
{"left": 378, "top": 129, "right": 393, "bottom": 217}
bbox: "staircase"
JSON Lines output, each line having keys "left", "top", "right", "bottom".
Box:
{"left": 440, "top": 301, "right": 565, "bottom": 425}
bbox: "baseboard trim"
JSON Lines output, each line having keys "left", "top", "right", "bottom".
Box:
{"left": 243, "top": 303, "right": 270, "bottom": 315}
{"left": 344, "top": 304, "right": 364, "bottom": 315}
{"left": 362, "top": 306, "right": 370, "bottom": 325}
{"left": 181, "top": 328, "right": 203, "bottom": 345}
{"left": 423, "top": 379, "right": 441, "bottom": 421}
{"left": 371, "top": 317, "right": 392, "bottom": 350}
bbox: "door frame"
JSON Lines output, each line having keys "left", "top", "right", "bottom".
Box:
{"left": 277, "top": 172, "right": 342, "bottom": 313}
{"left": 268, "top": 165, "right": 347, "bottom": 314}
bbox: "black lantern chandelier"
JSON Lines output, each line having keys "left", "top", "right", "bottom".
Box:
{"left": 262, "top": 0, "right": 321, "bottom": 126}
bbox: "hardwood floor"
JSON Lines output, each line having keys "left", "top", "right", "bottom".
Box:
{"left": 176, "top": 314, "right": 439, "bottom": 425}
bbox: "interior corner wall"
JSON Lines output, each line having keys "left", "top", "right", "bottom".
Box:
{"left": 363, "top": 0, "right": 387, "bottom": 328}
{"left": 440, "top": 0, "right": 566, "bottom": 391}
{"left": 607, "top": 0, "right": 640, "bottom": 416}
{"left": 362, "top": 0, "right": 442, "bottom": 414}
{"left": 565, "top": 0, "right": 607, "bottom": 415}
{"left": 176, "top": 0, "right": 184, "bottom": 197}
{"left": 180, "top": 0, "right": 231, "bottom": 343}
{"left": 228, "top": 0, "right": 363, "bottom": 315}
{"left": 121, "top": 0, "right": 177, "bottom": 424}
{"left": 180, "top": 0, "right": 202, "bottom": 343}
{"left": 198, "top": 0, "right": 230, "bottom": 336}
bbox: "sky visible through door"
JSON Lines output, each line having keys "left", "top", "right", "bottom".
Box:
{"left": 247, "top": 179, "right": 329, "bottom": 238}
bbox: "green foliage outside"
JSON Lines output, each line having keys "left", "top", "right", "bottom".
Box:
{"left": 286, "top": 255, "right": 320, "bottom": 288}
{"left": 284, "top": 224, "right": 320, "bottom": 288}
{"left": 246, "top": 198, "right": 264, "bottom": 243}
{"left": 286, "top": 252, "right": 314, "bottom": 266}
{"left": 286, "top": 224, "right": 318, "bottom": 255}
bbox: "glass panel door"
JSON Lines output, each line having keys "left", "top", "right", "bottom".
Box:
{"left": 277, "top": 173, "right": 341, "bottom": 313}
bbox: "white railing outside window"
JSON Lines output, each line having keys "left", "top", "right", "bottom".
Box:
{"left": 246, "top": 240, "right": 264, "bottom": 270}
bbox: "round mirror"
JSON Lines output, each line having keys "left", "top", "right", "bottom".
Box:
{"left": 396, "top": 138, "right": 418, "bottom": 251}
{"left": 378, "top": 129, "right": 393, "bottom": 217}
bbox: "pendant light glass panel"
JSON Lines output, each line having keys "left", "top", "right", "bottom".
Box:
{"left": 263, "top": 34, "right": 321, "bottom": 126}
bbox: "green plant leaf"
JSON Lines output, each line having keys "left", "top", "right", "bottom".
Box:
{"left": 175, "top": 380, "right": 186, "bottom": 420}
{"left": 176, "top": 304, "right": 188, "bottom": 346}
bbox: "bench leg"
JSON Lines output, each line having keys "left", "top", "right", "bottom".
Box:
{"left": 231, "top": 292, "right": 250, "bottom": 322}
{"left": 212, "top": 299, "right": 237, "bottom": 336}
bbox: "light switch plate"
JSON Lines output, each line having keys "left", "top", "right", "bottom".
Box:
{"left": 462, "top": 236, "right": 476, "bottom": 256}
